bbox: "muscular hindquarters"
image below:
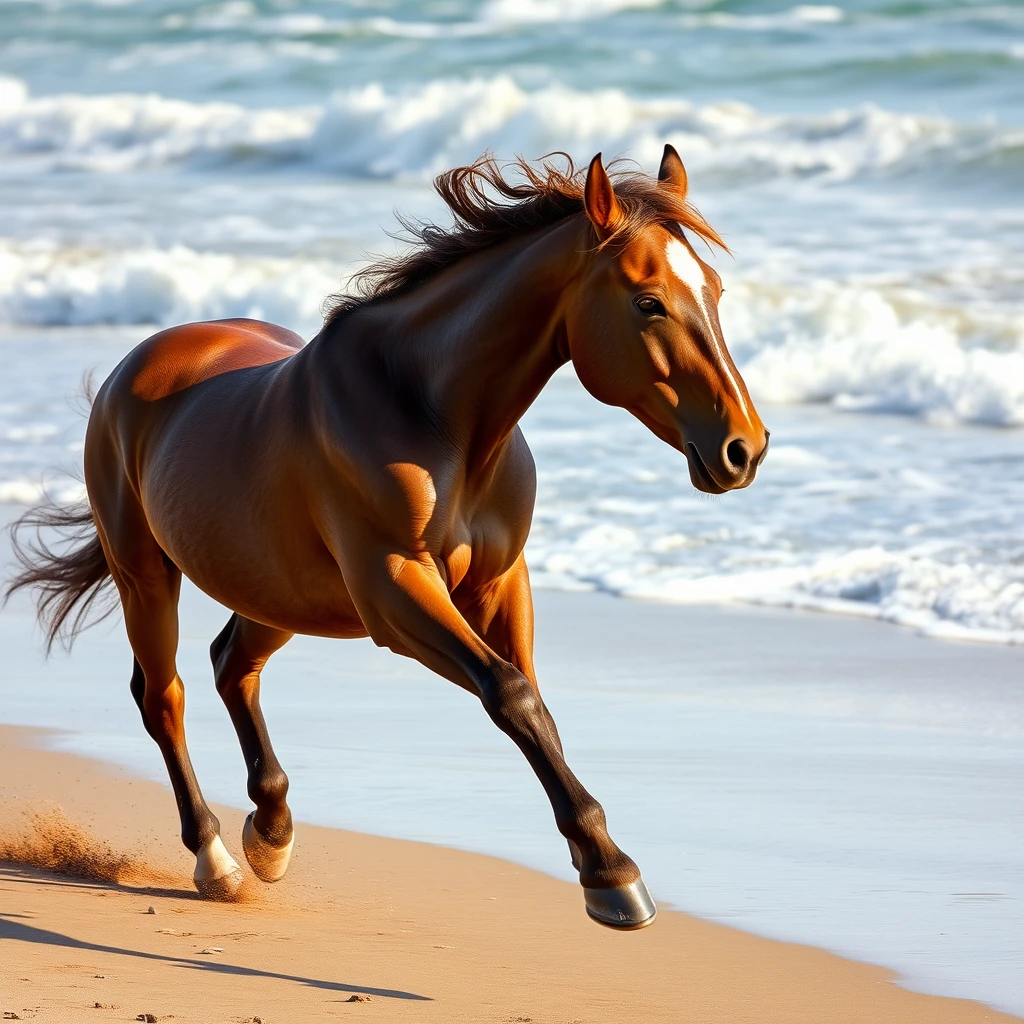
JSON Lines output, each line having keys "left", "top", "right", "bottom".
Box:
{"left": 86, "top": 355, "right": 365, "bottom": 638}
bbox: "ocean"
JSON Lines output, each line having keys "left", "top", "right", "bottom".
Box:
{"left": 1, "top": 0, "right": 1023, "bottom": 1013}
{"left": 2, "top": 0, "right": 1023, "bottom": 641}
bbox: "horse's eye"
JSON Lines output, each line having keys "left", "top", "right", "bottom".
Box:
{"left": 634, "top": 296, "right": 666, "bottom": 317}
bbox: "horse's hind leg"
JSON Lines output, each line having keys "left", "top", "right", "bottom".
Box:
{"left": 111, "top": 539, "right": 243, "bottom": 899}
{"left": 211, "top": 613, "right": 295, "bottom": 882}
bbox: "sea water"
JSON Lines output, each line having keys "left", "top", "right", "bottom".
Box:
{"left": 1, "top": 0, "right": 1022, "bottom": 1012}
{"left": 2, "top": 0, "right": 1023, "bottom": 641}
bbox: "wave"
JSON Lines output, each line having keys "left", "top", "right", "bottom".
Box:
{"left": 2, "top": 74, "right": 1021, "bottom": 183}
{"left": 477, "top": 0, "right": 663, "bottom": 23}
{"left": 682, "top": 4, "right": 845, "bottom": 30}
{"left": 528, "top": 542, "right": 1024, "bottom": 645}
{"left": 0, "top": 240, "right": 340, "bottom": 336}
{"left": 165, "top": 0, "right": 662, "bottom": 37}
{"left": 3, "top": 237, "right": 1023, "bottom": 426}
{"left": 723, "top": 275, "right": 1024, "bottom": 427}
{"left": 0, "top": 476, "right": 85, "bottom": 506}
{"left": 0, "top": 75, "right": 318, "bottom": 174}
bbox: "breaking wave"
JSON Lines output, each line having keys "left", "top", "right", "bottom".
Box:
{"left": 724, "top": 275, "right": 1024, "bottom": 427}
{"left": 0, "top": 240, "right": 341, "bottom": 336}
{"left": 3, "top": 237, "right": 1022, "bottom": 427}
{"left": 1, "top": 73, "right": 1020, "bottom": 183}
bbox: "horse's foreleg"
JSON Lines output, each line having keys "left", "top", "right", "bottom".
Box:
{"left": 353, "top": 551, "right": 655, "bottom": 930}
{"left": 114, "top": 559, "right": 243, "bottom": 899}
{"left": 211, "top": 613, "right": 295, "bottom": 883}
{"left": 460, "top": 556, "right": 575, "bottom": 866}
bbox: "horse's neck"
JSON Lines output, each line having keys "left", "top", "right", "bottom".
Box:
{"left": 333, "top": 217, "right": 586, "bottom": 469}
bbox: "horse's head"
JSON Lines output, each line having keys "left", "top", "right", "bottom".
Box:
{"left": 566, "top": 146, "right": 768, "bottom": 493}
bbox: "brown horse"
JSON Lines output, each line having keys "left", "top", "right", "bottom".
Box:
{"left": 7, "top": 146, "right": 767, "bottom": 929}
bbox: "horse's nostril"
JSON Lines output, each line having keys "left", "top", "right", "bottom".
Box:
{"left": 725, "top": 438, "right": 752, "bottom": 475}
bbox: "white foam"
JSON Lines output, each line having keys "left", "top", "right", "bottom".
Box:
{"left": 0, "top": 476, "right": 86, "bottom": 506}
{"left": 1, "top": 237, "right": 1022, "bottom": 432}
{"left": 0, "top": 74, "right": 1019, "bottom": 184}
{"left": 612, "top": 547, "right": 1024, "bottom": 645}
{"left": 690, "top": 4, "right": 845, "bottom": 30}
{"left": 0, "top": 75, "right": 318, "bottom": 173}
{"left": 0, "top": 240, "right": 341, "bottom": 336}
{"left": 478, "top": 0, "right": 662, "bottom": 24}
{"left": 722, "top": 276, "right": 1024, "bottom": 427}
{"left": 0, "top": 479, "right": 46, "bottom": 505}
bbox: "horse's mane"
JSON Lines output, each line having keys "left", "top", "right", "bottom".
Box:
{"left": 324, "top": 153, "right": 727, "bottom": 324}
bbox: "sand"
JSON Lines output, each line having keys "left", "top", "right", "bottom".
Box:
{"left": 0, "top": 726, "right": 1018, "bottom": 1024}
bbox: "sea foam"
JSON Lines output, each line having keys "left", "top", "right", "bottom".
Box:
{"left": 3, "top": 237, "right": 1022, "bottom": 429}
{"left": 1, "top": 74, "right": 1020, "bottom": 184}
{"left": 0, "top": 241, "right": 340, "bottom": 336}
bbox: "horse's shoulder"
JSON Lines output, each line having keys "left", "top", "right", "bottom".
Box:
{"left": 124, "top": 318, "right": 304, "bottom": 402}
{"left": 491, "top": 425, "right": 537, "bottom": 496}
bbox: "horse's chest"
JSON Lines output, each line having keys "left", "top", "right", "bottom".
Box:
{"left": 439, "top": 531, "right": 474, "bottom": 592}
{"left": 438, "top": 509, "right": 520, "bottom": 594}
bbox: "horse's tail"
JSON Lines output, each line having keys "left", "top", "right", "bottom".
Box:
{"left": 4, "top": 499, "right": 116, "bottom": 654}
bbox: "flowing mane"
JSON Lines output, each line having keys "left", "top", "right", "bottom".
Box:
{"left": 325, "top": 153, "right": 727, "bottom": 324}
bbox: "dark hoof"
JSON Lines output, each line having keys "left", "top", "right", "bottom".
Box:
{"left": 584, "top": 878, "right": 657, "bottom": 930}
{"left": 242, "top": 811, "right": 294, "bottom": 883}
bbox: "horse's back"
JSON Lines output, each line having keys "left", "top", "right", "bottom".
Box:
{"left": 87, "top": 316, "right": 308, "bottom": 546}
{"left": 116, "top": 318, "right": 304, "bottom": 404}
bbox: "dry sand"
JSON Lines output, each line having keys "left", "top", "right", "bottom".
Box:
{"left": 0, "top": 725, "right": 1017, "bottom": 1024}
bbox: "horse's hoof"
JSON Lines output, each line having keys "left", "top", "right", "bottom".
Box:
{"left": 583, "top": 877, "right": 657, "bottom": 930}
{"left": 194, "top": 867, "right": 244, "bottom": 901}
{"left": 242, "top": 811, "right": 293, "bottom": 883}
{"left": 193, "top": 835, "right": 244, "bottom": 901}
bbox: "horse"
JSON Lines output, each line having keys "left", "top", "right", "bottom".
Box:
{"left": 6, "top": 146, "right": 768, "bottom": 930}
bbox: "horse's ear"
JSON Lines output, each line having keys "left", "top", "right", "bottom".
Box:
{"left": 658, "top": 143, "right": 688, "bottom": 199}
{"left": 584, "top": 153, "right": 624, "bottom": 239}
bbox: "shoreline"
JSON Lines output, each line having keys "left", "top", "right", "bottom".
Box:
{"left": 1, "top": 722, "right": 1020, "bottom": 1024}
{"left": 2, "top": 546, "right": 1023, "bottom": 1014}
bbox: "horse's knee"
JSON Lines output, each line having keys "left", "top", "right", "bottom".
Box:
{"left": 559, "top": 796, "right": 608, "bottom": 845}
{"left": 480, "top": 666, "right": 544, "bottom": 732}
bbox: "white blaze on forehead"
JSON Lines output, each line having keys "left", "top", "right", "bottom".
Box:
{"left": 664, "top": 236, "right": 749, "bottom": 419}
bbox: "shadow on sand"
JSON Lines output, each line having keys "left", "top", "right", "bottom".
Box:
{"left": 0, "top": 865, "right": 432, "bottom": 1002}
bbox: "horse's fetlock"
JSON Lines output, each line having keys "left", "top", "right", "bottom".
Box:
{"left": 249, "top": 765, "right": 289, "bottom": 808}
{"left": 577, "top": 798, "right": 608, "bottom": 835}
{"left": 580, "top": 849, "right": 642, "bottom": 890}
{"left": 559, "top": 796, "right": 606, "bottom": 844}
{"left": 184, "top": 812, "right": 222, "bottom": 856}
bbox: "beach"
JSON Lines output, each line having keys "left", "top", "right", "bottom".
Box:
{"left": 1, "top": 724, "right": 1020, "bottom": 1024}
{"left": 2, "top": 521, "right": 1023, "bottom": 1016}
{"left": 2, "top": 0, "right": 1023, "bottom": 1016}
